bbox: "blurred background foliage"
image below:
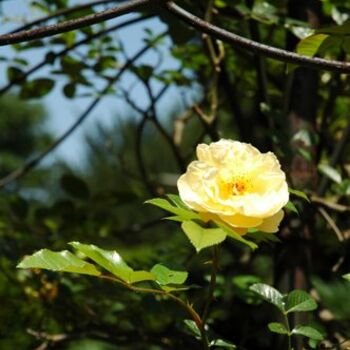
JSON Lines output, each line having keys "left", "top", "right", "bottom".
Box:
{"left": 0, "top": 0, "right": 349, "bottom": 349}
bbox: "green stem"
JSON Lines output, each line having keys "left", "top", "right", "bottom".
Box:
{"left": 283, "top": 312, "right": 292, "bottom": 350}
{"left": 99, "top": 274, "right": 210, "bottom": 349}
{"left": 202, "top": 245, "right": 219, "bottom": 323}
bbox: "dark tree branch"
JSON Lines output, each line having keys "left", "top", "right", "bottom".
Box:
{"left": 0, "top": 0, "right": 151, "bottom": 46}
{"left": 10, "top": 0, "right": 128, "bottom": 34}
{"left": 0, "top": 15, "right": 154, "bottom": 96}
{"left": 0, "top": 38, "right": 159, "bottom": 190}
{"left": 164, "top": 1, "right": 350, "bottom": 73}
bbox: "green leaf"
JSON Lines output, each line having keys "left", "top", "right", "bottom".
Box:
{"left": 296, "top": 34, "right": 329, "bottom": 57}
{"left": 343, "top": 273, "right": 350, "bottom": 282}
{"left": 70, "top": 242, "right": 154, "bottom": 284}
{"left": 60, "top": 174, "right": 90, "bottom": 199}
{"left": 20, "top": 78, "right": 55, "bottom": 99}
{"left": 17, "top": 249, "right": 100, "bottom": 276}
{"left": 151, "top": 264, "right": 188, "bottom": 285}
{"left": 289, "top": 188, "right": 310, "bottom": 203}
{"left": 181, "top": 221, "right": 227, "bottom": 252}
{"left": 292, "top": 325, "right": 324, "bottom": 340}
{"left": 246, "top": 231, "right": 281, "bottom": 244}
{"left": 317, "top": 19, "right": 350, "bottom": 35}
{"left": 167, "top": 194, "right": 188, "bottom": 209}
{"left": 146, "top": 198, "right": 199, "bottom": 220}
{"left": 209, "top": 339, "right": 237, "bottom": 349}
{"left": 268, "top": 322, "right": 289, "bottom": 335}
{"left": 286, "top": 290, "right": 317, "bottom": 313}
{"left": 250, "top": 283, "right": 285, "bottom": 312}
{"left": 7, "top": 66, "right": 24, "bottom": 83}
{"left": 216, "top": 222, "right": 258, "bottom": 250}
{"left": 285, "top": 201, "right": 299, "bottom": 214}
{"left": 63, "top": 83, "right": 76, "bottom": 98}
{"left": 183, "top": 319, "right": 201, "bottom": 338}
{"left": 318, "top": 164, "right": 342, "bottom": 184}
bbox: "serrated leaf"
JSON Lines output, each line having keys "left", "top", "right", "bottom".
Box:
{"left": 296, "top": 34, "right": 329, "bottom": 57}
{"left": 268, "top": 322, "right": 289, "bottom": 335}
{"left": 70, "top": 242, "right": 154, "bottom": 284}
{"left": 318, "top": 164, "right": 342, "bottom": 184}
{"left": 216, "top": 222, "right": 258, "bottom": 250}
{"left": 209, "top": 339, "right": 237, "bottom": 348}
{"left": 250, "top": 283, "right": 285, "bottom": 312}
{"left": 286, "top": 290, "right": 317, "bottom": 313}
{"left": 289, "top": 188, "right": 310, "bottom": 203}
{"left": 292, "top": 325, "right": 324, "bottom": 340}
{"left": 17, "top": 249, "right": 100, "bottom": 276}
{"left": 181, "top": 221, "right": 227, "bottom": 252}
{"left": 343, "top": 273, "right": 350, "bottom": 282}
{"left": 146, "top": 198, "right": 199, "bottom": 220}
{"left": 151, "top": 264, "right": 188, "bottom": 285}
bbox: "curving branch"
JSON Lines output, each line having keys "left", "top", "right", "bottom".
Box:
{"left": 10, "top": 0, "right": 129, "bottom": 34}
{"left": 0, "top": 37, "right": 161, "bottom": 190}
{"left": 164, "top": 1, "right": 350, "bottom": 73}
{"left": 0, "top": 0, "right": 151, "bottom": 46}
{"left": 0, "top": 15, "right": 154, "bottom": 96}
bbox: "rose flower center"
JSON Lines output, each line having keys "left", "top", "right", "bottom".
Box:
{"left": 219, "top": 175, "right": 252, "bottom": 198}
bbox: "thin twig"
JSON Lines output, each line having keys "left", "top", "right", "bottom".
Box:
{"left": 0, "top": 37, "right": 162, "bottom": 190}
{"left": 0, "top": 15, "right": 154, "bottom": 96}
{"left": 0, "top": 0, "right": 151, "bottom": 46}
{"left": 164, "top": 1, "right": 350, "bottom": 73}
{"left": 317, "top": 207, "right": 345, "bottom": 242}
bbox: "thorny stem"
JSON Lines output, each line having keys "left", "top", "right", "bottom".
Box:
{"left": 99, "top": 274, "right": 210, "bottom": 350}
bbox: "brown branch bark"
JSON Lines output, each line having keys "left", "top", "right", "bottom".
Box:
{"left": 0, "top": 0, "right": 151, "bottom": 46}
{"left": 164, "top": 1, "right": 350, "bottom": 73}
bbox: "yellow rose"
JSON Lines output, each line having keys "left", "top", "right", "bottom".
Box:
{"left": 177, "top": 140, "right": 289, "bottom": 234}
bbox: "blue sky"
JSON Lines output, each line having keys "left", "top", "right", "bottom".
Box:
{"left": 0, "top": 1, "right": 197, "bottom": 168}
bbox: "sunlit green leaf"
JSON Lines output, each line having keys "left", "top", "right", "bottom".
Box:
{"left": 343, "top": 273, "right": 350, "bottom": 282}
{"left": 151, "top": 264, "right": 188, "bottom": 285}
{"left": 268, "top": 322, "right": 289, "bottom": 335}
{"left": 209, "top": 339, "right": 237, "bottom": 348}
{"left": 184, "top": 319, "right": 201, "bottom": 338}
{"left": 292, "top": 325, "right": 324, "bottom": 340}
{"left": 181, "top": 221, "right": 227, "bottom": 252}
{"left": 216, "top": 222, "right": 258, "bottom": 250}
{"left": 289, "top": 188, "right": 310, "bottom": 203}
{"left": 286, "top": 290, "right": 317, "bottom": 313}
{"left": 250, "top": 283, "right": 285, "bottom": 312}
{"left": 146, "top": 198, "right": 200, "bottom": 220}
{"left": 70, "top": 242, "right": 154, "bottom": 284}
{"left": 285, "top": 201, "right": 299, "bottom": 214}
{"left": 318, "top": 164, "right": 342, "bottom": 184}
{"left": 17, "top": 249, "right": 100, "bottom": 276}
{"left": 296, "top": 34, "right": 329, "bottom": 57}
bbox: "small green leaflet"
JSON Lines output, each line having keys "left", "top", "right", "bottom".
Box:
{"left": 184, "top": 319, "right": 201, "bottom": 338}
{"left": 70, "top": 242, "right": 154, "bottom": 284}
{"left": 17, "top": 249, "right": 101, "bottom": 276}
{"left": 250, "top": 283, "right": 285, "bottom": 312}
{"left": 292, "top": 325, "right": 324, "bottom": 341}
{"left": 209, "top": 339, "right": 237, "bottom": 349}
{"left": 343, "top": 273, "right": 350, "bottom": 282}
{"left": 285, "top": 290, "right": 317, "bottom": 313}
{"left": 268, "top": 322, "right": 289, "bottom": 335}
{"left": 150, "top": 264, "right": 188, "bottom": 285}
{"left": 318, "top": 164, "right": 342, "bottom": 184}
{"left": 182, "top": 221, "right": 227, "bottom": 252}
{"left": 285, "top": 201, "right": 299, "bottom": 214}
{"left": 145, "top": 198, "right": 200, "bottom": 221}
{"left": 289, "top": 188, "right": 310, "bottom": 203}
{"left": 296, "top": 34, "right": 329, "bottom": 57}
{"left": 216, "top": 222, "right": 258, "bottom": 250}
